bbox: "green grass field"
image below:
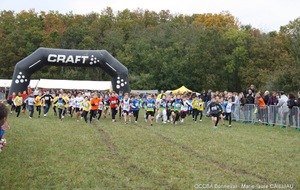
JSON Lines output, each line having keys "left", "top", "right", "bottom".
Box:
{"left": 0, "top": 109, "right": 299, "bottom": 190}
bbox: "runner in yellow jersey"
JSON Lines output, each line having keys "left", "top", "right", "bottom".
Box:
{"left": 81, "top": 96, "right": 91, "bottom": 123}
{"left": 52, "top": 94, "right": 59, "bottom": 116}
{"left": 35, "top": 92, "right": 42, "bottom": 118}
{"left": 62, "top": 93, "right": 70, "bottom": 119}
{"left": 14, "top": 92, "right": 23, "bottom": 117}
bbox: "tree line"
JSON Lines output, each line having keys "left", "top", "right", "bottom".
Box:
{"left": 0, "top": 8, "right": 299, "bottom": 92}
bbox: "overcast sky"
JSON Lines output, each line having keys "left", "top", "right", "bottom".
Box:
{"left": 1, "top": 0, "right": 299, "bottom": 32}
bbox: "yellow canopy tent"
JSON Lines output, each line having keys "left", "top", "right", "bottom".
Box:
{"left": 172, "top": 86, "right": 192, "bottom": 94}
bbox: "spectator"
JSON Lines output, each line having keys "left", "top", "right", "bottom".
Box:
{"left": 245, "top": 84, "right": 256, "bottom": 96}
{"left": 255, "top": 92, "right": 267, "bottom": 123}
{"left": 246, "top": 89, "right": 255, "bottom": 104}
{"left": 224, "top": 91, "right": 228, "bottom": 101}
{"left": 287, "top": 93, "right": 297, "bottom": 127}
{"left": 33, "top": 88, "right": 39, "bottom": 97}
{"left": 0, "top": 89, "right": 4, "bottom": 100}
{"left": 245, "top": 89, "right": 255, "bottom": 123}
{"left": 296, "top": 91, "right": 300, "bottom": 129}
{"left": 27, "top": 86, "right": 32, "bottom": 96}
{"left": 205, "top": 89, "right": 212, "bottom": 108}
{"left": 296, "top": 91, "right": 300, "bottom": 107}
{"left": 277, "top": 91, "right": 289, "bottom": 128}
{"left": 5, "top": 88, "right": 9, "bottom": 100}
{"left": 263, "top": 91, "right": 270, "bottom": 104}
{"left": 232, "top": 92, "right": 240, "bottom": 121}
{"left": 267, "top": 91, "right": 279, "bottom": 126}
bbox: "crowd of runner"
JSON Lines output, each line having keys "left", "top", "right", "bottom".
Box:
{"left": 3, "top": 84, "right": 300, "bottom": 128}
{"left": 2, "top": 84, "right": 300, "bottom": 152}
{"left": 2, "top": 85, "right": 300, "bottom": 128}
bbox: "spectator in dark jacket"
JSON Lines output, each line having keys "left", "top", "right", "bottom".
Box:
{"left": 287, "top": 93, "right": 297, "bottom": 127}
{"left": 244, "top": 89, "right": 255, "bottom": 122}
{"left": 245, "top": 84, "right": 256, "bottom": 97}
{"left": 239, "top": 92, "right": 246, "bottom": 106}
{"left": 296, "top": 91, "right": 300, "bottom": 107}
{"left": 200, "top": 90, "right": 206, "bottom": 101}
{"left": 263, "top": 91, "right": 270, "bottom": 105}
{"left": 245, "top": 89, "right": 255, "bottom": 104}
{"left": 267, "top": 91, "right": 279, "bottom": 126}
{"left": 267, "top": 91, "right": 278, "bottom": 106}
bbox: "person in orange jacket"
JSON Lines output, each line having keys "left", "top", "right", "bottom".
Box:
{"left": 89, "top": 92, "right": 101, "bottom": 124}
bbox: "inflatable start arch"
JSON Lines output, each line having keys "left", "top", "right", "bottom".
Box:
{"left": 9, "top": 48, "right": 130, "bottom": 95}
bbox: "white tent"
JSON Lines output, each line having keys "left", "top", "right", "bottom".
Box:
{"left": 0, "top": 79, "right": 39, "bottom": 88}
{"left": 0, "top": 79, "right": 112, "bottom": 91}
{"left": 28, "top": 80, "right": 40, "bottom": 88}
{"left": 0, "top": 80, "right": 11, "bottom": 87}
{"left": 165, "top": 90, "right": 172, "bottom": 94}
{"left": 37, "top": 79, "right": 112, "bottom": 91}
{"left": 131, "top": 90, "right": 158, "bottom": 94}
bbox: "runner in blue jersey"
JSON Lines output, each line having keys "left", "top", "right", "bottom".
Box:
{"left": 131, "top": 94, "right": 141, "bottom": 123}
{"left": 144, "top": 94, "right": 156, "bottom": 126}
{"left": 103, "top": 94, "right": 109, "bottom": 119}
{"left": 171, "top": 94, "right": 183, "bottom": 125}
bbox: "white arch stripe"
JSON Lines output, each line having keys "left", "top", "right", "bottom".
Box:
{"left": 105, "top": 62, "right": 117, "bottom": 72}
{"left": 29, "top": 60, "right": 41, "bottom": 68}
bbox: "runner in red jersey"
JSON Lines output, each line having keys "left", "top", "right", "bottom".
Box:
{"left": 108, "top": 91, "right": 120, "bottom": 122}
{"left": 21, "top": 90, "right": 28, "bottom": 113}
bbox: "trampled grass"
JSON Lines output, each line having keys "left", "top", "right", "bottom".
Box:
{"left": 0, "top": 109, "right": 299, "bottom": 190}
